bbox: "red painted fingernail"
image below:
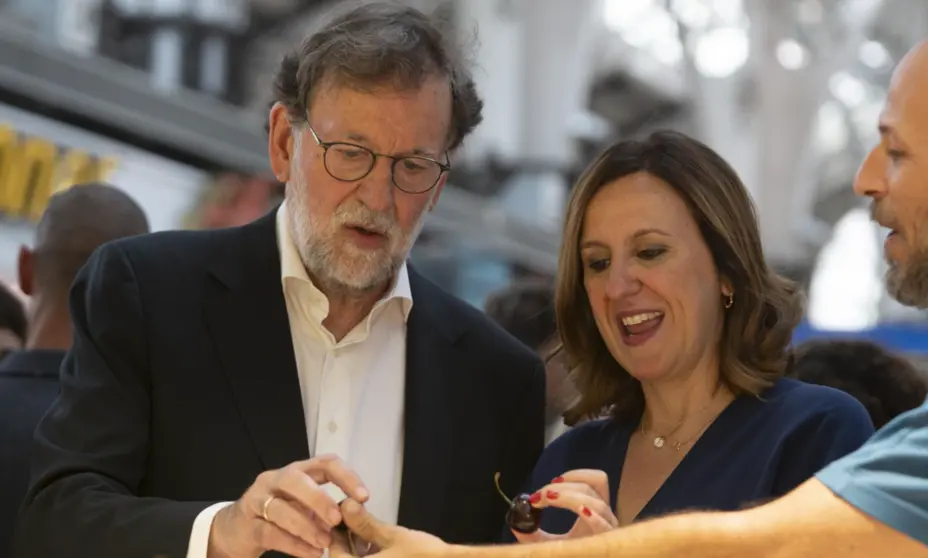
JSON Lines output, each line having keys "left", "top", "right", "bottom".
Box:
{"left": 552, "top": 476, "right": 565, "bottom": 483}
{"left": 582, "top": 506, "right": 592, "bottom": 517}
{"left": 529, "top": 492, "right": 541, "bottom": 504}
{"left": 546, "top": 490, "right": 559, "bottom": 500}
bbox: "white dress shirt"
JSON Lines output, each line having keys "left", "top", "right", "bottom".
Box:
{"left": 186, "top": 202, "right": 410, "bottom": 557}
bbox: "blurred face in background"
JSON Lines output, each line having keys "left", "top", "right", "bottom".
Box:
{"left": 856, "top": 41, "right": 928, "bottom": 307}
{"left": 269, "top": 77, "right": 451, "bottom": 293}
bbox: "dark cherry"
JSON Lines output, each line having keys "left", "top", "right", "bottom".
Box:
{"left": 494, "top": 472, "right": 541, "bottom": 534}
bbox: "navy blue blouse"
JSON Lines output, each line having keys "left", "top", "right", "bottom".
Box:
{"left": 503, "top": 378, "right": 874, "bottom": 538}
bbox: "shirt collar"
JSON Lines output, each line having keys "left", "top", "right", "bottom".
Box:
{"left": 275, "top": 201, "right": 413, "bottom": 321}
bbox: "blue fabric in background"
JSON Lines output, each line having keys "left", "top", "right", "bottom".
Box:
{"left": 793, "top": 320, "right": 928, "bottom": 356}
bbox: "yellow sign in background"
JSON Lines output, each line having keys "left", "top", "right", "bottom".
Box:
{"left": 0, "top": 123, "right": 118, "bottom": 222}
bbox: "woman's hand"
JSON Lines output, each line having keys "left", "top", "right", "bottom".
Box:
{"left": 513, "top": 469, "right": 618, "bottom": 543}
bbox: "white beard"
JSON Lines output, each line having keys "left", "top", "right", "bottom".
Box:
{"left": 285, "top": 139, "right": 431, "bottom": 294}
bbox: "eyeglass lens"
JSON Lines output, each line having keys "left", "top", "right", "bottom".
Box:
{"left": 324, "top": 144, "right": 442, "bottom": 193}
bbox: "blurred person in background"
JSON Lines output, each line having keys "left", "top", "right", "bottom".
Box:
{"left": 494, "top": 131, "right": 873, "bottom": 544}
{"left": 12, "top": 4, "right": 545, "bottom": 558}
{"left": 319, "top": 38, "right": 928, "bottom": 558}
{"left": 0, "top": 183, "right": 149, "bottom": 557}
{"left": 0, "top": 283, "right": 26, "bottom": 359}
{"left": 484, "top": 279, "right": 577, "bottom": 443}
{"left": 791, "top": 339, "right": 928, "bottom": 429}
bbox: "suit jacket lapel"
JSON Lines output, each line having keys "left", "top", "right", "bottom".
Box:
{"left": 205, "top": 209, "right": 310, "bottom": 470}
{"left": 396, "top": 267, "right": 461, "bottom": 534}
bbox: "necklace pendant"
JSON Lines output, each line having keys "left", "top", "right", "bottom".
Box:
{"left": 653, "top": 436, "right": 665, "bottom": 449}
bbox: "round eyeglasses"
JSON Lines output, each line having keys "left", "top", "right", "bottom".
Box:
{"left": 307, "top": 124, "right": 450, "bottom": 194}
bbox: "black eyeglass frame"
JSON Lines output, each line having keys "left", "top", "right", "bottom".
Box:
{"left": 305, "top": 123, "right": 451, "bottom": 194}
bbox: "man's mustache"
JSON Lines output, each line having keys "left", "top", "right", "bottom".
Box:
{"left": 334, "top": 203, "right": 399, "bottom": 239}
{"left": 870, "top": 202, "right": 895, "bottom": 230}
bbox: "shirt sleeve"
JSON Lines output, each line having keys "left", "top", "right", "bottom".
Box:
{"left": 816, "top": 402, "right": 928, "bottom": 546}
{"left": 185, "top": 501, "right": 233, "bottom": 558}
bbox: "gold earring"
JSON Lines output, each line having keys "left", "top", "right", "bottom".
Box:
{"left": 724, "top": 293, "right": 734, "bottom": 309}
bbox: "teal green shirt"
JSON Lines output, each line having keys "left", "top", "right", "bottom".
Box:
{"left": 817, "top": 399, "right": 928, "bottom": 546}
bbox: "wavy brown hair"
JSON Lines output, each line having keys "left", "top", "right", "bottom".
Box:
{"left": 559, "top": 131, "right": 804, "bottom": 426}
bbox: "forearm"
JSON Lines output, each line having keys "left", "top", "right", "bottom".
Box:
{"left": 451, "top": 511, "right": 762, "bottom": 558}
{"left": 447, "top": 480, "right": 928, "bottom": 558}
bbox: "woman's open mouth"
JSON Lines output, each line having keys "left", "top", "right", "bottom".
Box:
{"left": 617, "top": 311, "right": 664, "bottom": 347}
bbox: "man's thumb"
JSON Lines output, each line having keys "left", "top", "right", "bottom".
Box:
{"left": 340, "top": 499, "right": 394, "bottom": 548}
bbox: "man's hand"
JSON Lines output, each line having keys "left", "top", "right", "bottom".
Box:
{"left": 330, "top": 500, "right": 450, "bottom": 558}
{"left": 207, "top": 454, "right": 370, "bottom": 558}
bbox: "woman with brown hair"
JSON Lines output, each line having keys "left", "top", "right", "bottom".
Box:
{"left": 503, "top": 131, "right": 874, "bottom": 542}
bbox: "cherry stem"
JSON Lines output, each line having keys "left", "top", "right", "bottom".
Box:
{"left": 494, "top": 472, "right": 513, "bottom": 506}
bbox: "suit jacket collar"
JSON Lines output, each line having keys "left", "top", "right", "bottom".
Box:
{"left": 204, "top": 209, "right": 309, "bottom": 470}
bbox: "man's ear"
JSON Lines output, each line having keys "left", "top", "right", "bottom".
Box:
{"left": 268, "top": 102, "right": 296, "bottom": 184}
{"left": 17, "top": 246, "right": 34, "bottom": 296}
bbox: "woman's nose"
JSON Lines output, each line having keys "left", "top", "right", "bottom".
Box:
{"left": 604, "top": 267, "right": 640, "bottom": 300}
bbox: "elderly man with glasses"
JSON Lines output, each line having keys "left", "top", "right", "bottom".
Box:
{"left": 12, "top": 4, "right": 546, "bottom": 558}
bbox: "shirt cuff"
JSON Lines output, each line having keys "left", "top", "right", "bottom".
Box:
{"left": 186, "top": 501, "right": 234, "bottom": 558}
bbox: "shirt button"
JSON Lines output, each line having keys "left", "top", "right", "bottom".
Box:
{"left": 328, "top": 420, "right": 338, "bottom": 433}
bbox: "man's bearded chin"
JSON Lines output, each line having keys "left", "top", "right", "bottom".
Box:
{"left": 286, "top": 175, "right": 427, "bottom": 295}
{"left": 887, "top": 248, "right": 928, "bottom": 308}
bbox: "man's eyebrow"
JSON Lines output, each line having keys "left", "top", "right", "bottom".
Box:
{"left": 342, "top": 132, "right": 438, "bottom": 158}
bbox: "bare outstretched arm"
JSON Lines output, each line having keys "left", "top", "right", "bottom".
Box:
{"left": 335, "top": 479, "right": 928, "bottom": 558}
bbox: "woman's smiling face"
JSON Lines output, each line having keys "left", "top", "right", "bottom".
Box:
{"left": 579, "top": 171, "right": 729, "bottom": 385}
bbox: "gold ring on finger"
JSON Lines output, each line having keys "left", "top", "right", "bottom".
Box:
{"left": 261, "top": 495, "right": 276, "bottom": 522}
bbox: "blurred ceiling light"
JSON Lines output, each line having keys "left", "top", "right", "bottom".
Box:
{"left": 859, "top": 40, "right": 891, "bottom": 69}
{"left": 829, "top": 71, "right": 867, "bottom": 107}
{"left": 708, "top": 0, "right": 744, "bottom": 25}
{"left": 602, "top": 0, "right": 655, "bottom": 33}
{"left": 814, "top": 101, "right": 850, "bottom": 156}
{"left": 670, "top": 0, "right": 712, "bottom": 29}
{"left": 652, "top": 36, "right": 685, "bottom": 65}
{"left": 624, "top": 9, "right": 679, "bottom": 48}
{"left": 693, "top": 26, "right": 749, "bottom": 78}
{"left": 796, "top": 0, "right": 824, "bottom": 24}
{"left": 776, "top": 38, "right": 809, "bottom": 70}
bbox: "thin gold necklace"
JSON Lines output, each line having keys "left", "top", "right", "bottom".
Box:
{"left": 639, "top": 416, "right": 685, "bottom": 449}
{"left": 639, "top": 395, "right": 717, "bottom": 450}
{"left": 667, "top": 409, "right": 722, "bottom": 452}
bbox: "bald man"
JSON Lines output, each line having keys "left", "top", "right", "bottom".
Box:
{"left": 0, "top": 183, "right": 149, "bottom": 556}
{"left": 329, "top": 40, "right": 928, "bottom": 558}
{"left": 16, "top": 183, "right": 150, "bottom": 351}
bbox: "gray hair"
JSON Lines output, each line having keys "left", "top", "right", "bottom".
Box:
{"left": 270, "top": 1, "right": 483, "bottom": 151}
